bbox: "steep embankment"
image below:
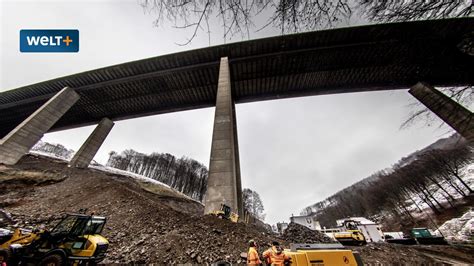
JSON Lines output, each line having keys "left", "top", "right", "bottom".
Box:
{"left": 1, "top": 154, "right": 281, "bottom": 264}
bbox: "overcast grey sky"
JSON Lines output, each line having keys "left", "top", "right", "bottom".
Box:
{"left": 0, "top": 0, "right": 463, "bottom": 225}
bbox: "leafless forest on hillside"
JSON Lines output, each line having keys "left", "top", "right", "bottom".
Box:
{"left": 107, "top": 149, "right": 208, "bottom": 201}
{"left": 305, "top": 135, "right": 473, "bottom": 228}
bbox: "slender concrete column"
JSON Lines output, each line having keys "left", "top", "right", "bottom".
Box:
{"left": 0, "top": 87, "right": 80, "bottom": 165}
{"left": 69, "top": 118, "right": 114, "bottom": 168}
{"left": 409, "top": 82, "right": 474, "bottom": 143}
{"left": 204, "top": 57, "right": 243, "bottom": 217}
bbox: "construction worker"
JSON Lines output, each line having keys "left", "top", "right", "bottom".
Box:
{"left": 262, "top": 241, "right": 291, "bottom": 266}
{"left": 247, "top": 239, "right": 262, "bottom": 265}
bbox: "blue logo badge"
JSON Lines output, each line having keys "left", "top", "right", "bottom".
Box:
{"left": 20, "top": 29, "right": 79, "bottom": 53}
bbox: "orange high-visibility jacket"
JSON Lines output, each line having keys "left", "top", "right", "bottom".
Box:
{"left": 247, "top": 247, "right": 262, "bottom": 265}
{"left": 262, "top": 247, "right": 290, "bottom": 266}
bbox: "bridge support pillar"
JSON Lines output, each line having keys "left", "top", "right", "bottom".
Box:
{"left": 0, "top": 87, "right": 80, "bottom": 165}
{"left": 204, "top": 57, "right": 243, "bottom": 217}
{"left": 409, "top": 82, "right": 474, "bottom": 143}
{"left": 69, "top": 118, "right": 114, "bottom": 168}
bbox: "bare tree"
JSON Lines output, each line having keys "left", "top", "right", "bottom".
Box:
{"left": 426, "top": 145, "right": 473, "bottom": 194}
{"left": 140, "top": 0, "right": 472, "bottom": 44}
{"left": 139, "top": 0, "right": 273, "bottom": 45}
{"left": 139, "top": 0, "right": 354, "bottom": 44}
{"left": 359, "top": 0, "right": 472, "bottom": 22}
{"left": 243, "top": 188, "right": 266, "bottom": 221}
{"left": 267, "top": 0, "right": 352, "bottom": 34}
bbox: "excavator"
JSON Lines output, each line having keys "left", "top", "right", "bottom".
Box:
{"left": 333, "top": 220, "right": 367, "bottom": 246}
{"left": 0, "top": 213, "right": 109, "bottom": 265}
{"left": 210, "top": 204, "right": 239, "bottom": 223}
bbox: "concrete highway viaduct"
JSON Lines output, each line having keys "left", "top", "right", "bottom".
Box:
{"left": 1, "top": 18, "right": 473, "bottom": 217}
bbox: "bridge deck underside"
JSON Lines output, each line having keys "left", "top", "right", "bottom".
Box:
{"left": 0, "top": 18, "right": 473, "bottom": 137}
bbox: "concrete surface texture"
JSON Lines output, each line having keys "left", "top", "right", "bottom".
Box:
{"left": 409, "top": 82, "right": 474, "bottom": 143}
{"left": 204, "top": 57, "right": 243, "bottom": 216}
{"left": 69, "top": 117, "right": 115, "bottom": 168}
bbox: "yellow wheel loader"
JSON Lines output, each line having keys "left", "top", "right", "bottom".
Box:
{"left": 210, "top": 204, "right": 239, "bottom": 223}
{"left": 0, "top": 213, "right": 109, "bottom": 265}
{"left": 334, "top": 220, "right": 367, "bottom": 246}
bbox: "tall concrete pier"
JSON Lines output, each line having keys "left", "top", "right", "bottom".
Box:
{"left": 0, "top": 87, "right": 80, "bottom": 165}
{"left": 69, "top": 118, "right": 115, "bottom": 168}
{"left": 409, "top": 82, "right": 474, "bottom": 143}
{"left": 204, "top": 57, "right": 243, "bottom": 216}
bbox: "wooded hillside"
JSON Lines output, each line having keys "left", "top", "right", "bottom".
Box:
{"left": 106, "top": 150, "right": 208, "bottom": 201}
{"left": 303, "top": 134, "right": 473, "bottom": 228}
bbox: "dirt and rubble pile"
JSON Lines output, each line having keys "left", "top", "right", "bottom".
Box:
{"left": 99, "top": 209, "right": 287, "bottom": 264}
{"left": 1, "top": 155, "right": 286, "bottom": 264}
{"left": 282, "top": 222, "right": 335, "bottom": 243}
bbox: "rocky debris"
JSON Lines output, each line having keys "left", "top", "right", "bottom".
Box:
{"left": 5, "top": 212, "right": 64, "bottom": 231}
{"left": 1, "top": 155, "right": 285, "bottom": 264}
{"left": 101, "top": 213, "right": 284, "bottom": 264}
{"left": 282, "top": 222, "right": 335, "bottom": 243}
{"left": 0, "top": 209, "right": 13, "bottom": 227}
